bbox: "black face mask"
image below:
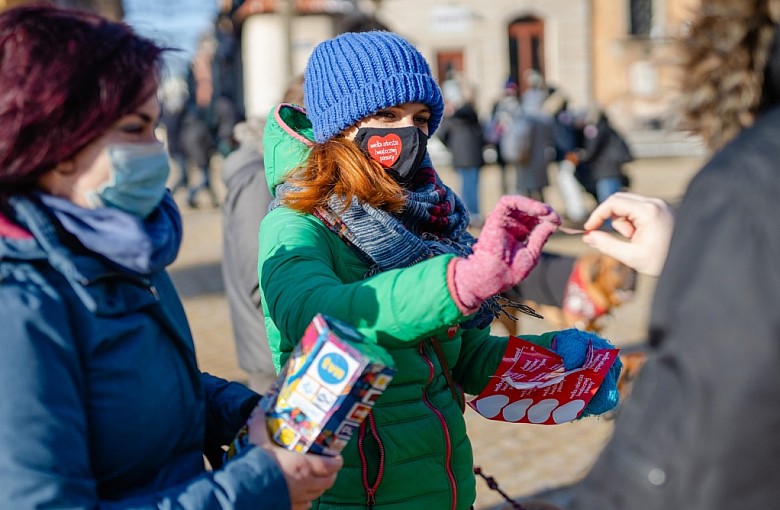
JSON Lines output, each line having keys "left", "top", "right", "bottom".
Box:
{"left": 354, "top": 126, "right": 429, "bottom": 184}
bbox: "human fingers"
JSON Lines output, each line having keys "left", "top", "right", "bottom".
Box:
{"left": 280, "top": 451, "right": 342, "bottom": 498}
{"left": 610, "top": 216, "right": 637, "bottom": 240}
{"left": 580, "top": 230, "right": 641, "bottom": 269}
{"left": 585, "top": 194, "right": 674, "bottom": 276}
{"left": 306, "top": 453, "right": 344, "bottom": 477}
{"left": 582, "top": 192, "right": 646, "bottom": 231}
{"left": 243, "top": 408, "right": 341, "bottom": 507}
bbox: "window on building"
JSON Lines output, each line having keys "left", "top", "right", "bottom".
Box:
{"left": 629, "top": 0, "right": 653, "bottom": 38}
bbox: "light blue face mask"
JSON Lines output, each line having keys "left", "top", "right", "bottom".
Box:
{"left": 86, "top": 142, "right": 171, "bottom": 218}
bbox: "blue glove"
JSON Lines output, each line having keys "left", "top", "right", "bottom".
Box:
{"left": 551, "top": 328, "right": 623, "bottom": 417}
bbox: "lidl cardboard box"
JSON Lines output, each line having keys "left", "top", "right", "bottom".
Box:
{"left": 258, "top": 313, "right": 396, "bottom": 456}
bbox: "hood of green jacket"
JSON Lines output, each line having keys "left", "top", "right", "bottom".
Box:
{"left": 262, "top": 103, "right": 315, "bottom": 197}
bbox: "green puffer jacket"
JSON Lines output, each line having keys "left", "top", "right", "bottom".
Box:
{"left": 258, "top": 104, "right": 554, "bottom": 510}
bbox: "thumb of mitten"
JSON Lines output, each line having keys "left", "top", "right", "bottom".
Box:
{"left": 551, "top": 328, "right": 622, "bottom": 417}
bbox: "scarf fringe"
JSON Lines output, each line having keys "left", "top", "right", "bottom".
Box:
{"left": 495, "top": 296, "right": 544, "bottom": 321}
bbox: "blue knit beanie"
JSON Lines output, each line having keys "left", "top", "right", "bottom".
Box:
{"left": 303, "top": 31, "right": 445, "bottom": 143}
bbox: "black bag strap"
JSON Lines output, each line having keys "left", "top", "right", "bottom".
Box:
{"left": 429, "top": 336, "right": 465, "bottom": 413}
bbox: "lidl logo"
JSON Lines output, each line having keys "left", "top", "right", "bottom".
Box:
{"left": 318, "top": 353, "right": 348, "bottom": 385}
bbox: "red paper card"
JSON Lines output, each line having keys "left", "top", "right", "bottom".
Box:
{"left": 467, "top": 335, "right": 619, "bottom": 424}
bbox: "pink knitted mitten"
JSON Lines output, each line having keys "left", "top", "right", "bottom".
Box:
{"left": 448, "top": 196, "right": 561, "bottom": 313}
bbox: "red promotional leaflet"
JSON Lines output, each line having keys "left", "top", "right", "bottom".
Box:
{"left": 468, "top": 335, "right": 619, "bottom": 424}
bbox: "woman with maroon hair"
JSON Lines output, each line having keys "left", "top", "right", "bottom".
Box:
{"left": 0, "top": 5, "right": 340, "bottom": 509}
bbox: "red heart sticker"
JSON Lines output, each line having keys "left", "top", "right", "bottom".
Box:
{"left": 366, "top": 134, "right": 402, "bottom": 168}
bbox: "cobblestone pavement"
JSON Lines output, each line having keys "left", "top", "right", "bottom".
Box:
{"left": 169, "top": 155, "right": 703, "bottom": 509}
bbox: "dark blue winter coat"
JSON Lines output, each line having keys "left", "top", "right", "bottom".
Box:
{"left": 0, "top": 195, "right": 290, "bottom": 509}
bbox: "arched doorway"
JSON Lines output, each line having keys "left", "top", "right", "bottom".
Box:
{"left": 508, "top": 16, "right": 545, "bottom": 92}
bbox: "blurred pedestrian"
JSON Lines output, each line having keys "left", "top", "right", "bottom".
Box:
{"left": 211, "top": 10, "right": 243, "bottom": 140}
{"left": 499, "top": 71, "right": 554, "bottom": 202}
{"left": 158, "top": 76, "right": 190, "bottom": 193}
{"left": 521, "top": 69, "right": 548, "bottom": 115}
{"left": 179, "top": 33, "right": 221, "bottom": 208}
{"left": 486, "top": 79, "right": 522, "bottom": 195}
{"left": 0, "top": 5, "right": 341, "bottom": 508}
{"left": 220, "top": 72, "right": 308, "bottom": 394}
{"left": 179, "top": 104, "right": 218, "bottom": 207}
{"left": 220, "top": 117, "right": 277, "bottom": 393}
{"left": 438, "top": 100, "right": 486, "bottom": 226}
{"left": 501, "top": 107, "right": 553, "bottom": 202}
{"left": 578, "top": 107, "right": 633, "bottom": 204}
{"left": 258, "top": 30, "right": 620, "bottom": 510}
{"left": 542, "top": 88, "right": 587, "bottom": 223}
{"left": 525, "top": 1, "right": 780, "bottom": 509}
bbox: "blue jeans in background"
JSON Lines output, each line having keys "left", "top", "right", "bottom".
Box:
{"left": 595, "top": 176, "right": 623, "bottom": 230}
{"left": 596, "top": 176, "right": 622, "bottom": 204}
{"left": 456, "top": 166, "right": 481, "bottom": 222}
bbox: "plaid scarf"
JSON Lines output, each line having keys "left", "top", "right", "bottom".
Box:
{"left": 273, "top": 166, "right": 500, "bottom": 329}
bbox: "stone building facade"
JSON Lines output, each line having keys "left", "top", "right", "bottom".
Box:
{"left": 366, "top": 0, "right": 699, "bottom": 133}
{"left": 238, "top": 0, "right": 701, "bottom": 153}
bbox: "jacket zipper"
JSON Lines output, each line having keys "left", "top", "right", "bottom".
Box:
{"left": 358, "top": 412, "right": 386, "bottom": 509}
{"left": 418, "top": 342, "right": 458, "bottom": 510}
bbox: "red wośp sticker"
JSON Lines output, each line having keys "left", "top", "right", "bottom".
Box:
{"left": 366, "top": 134, "right": 402, "bottom": 167}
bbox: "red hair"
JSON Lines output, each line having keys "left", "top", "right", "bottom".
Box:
{"left": 283, "top": 136, "right": 406, "bottom": 214}
{"left": 0, "top": 5, "right": 167, "bottom": 190}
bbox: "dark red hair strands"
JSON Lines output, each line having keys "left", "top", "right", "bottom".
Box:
{"left": 0, "top": 4, "right": 168, "bottom": 192}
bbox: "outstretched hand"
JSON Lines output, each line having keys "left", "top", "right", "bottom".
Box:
{"left": 449, "top": 195, "right": 561, "bottom": 312}
{"left": 582, "top": 192, "right": 674, "bottom": 277}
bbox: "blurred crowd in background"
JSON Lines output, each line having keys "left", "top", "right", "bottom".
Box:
{"left": 438, "top": 67, "right": 633, "bottom": 226}
{"left": 152, "top": 4, "right": 635, "bottom": 228}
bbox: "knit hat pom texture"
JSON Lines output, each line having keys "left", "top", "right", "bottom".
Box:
{"left": 304, "top": 31, "right": 444, "bottom": 143}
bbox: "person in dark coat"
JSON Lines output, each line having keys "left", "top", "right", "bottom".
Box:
{"left": 525, "top": 1, "right": 780, "bottom": 509}
{"left": 159, "top": 76, "right": 190, "bottom": 194}
{"left": 542, "top": 88, "right": 586, "bottom": 222}
{"left": 220, "top": 118, "right": 277, "bottom": 393}
{"left": 220, "top": 76, "right": 307, "bottom": 395}
{"left": 179, "top": 34, "right": 220, "bottom": 208}
{"left": 486, "top": 80, "right": 522, "bottom": 195}
{"left": 438, "top": 101, "right": 485, "bottom": 225}
{"left": 507, "top": 112, "right": 553, "bottom": 202}
{"left": 578, "top": 109, "right": 633, "bottom": 204}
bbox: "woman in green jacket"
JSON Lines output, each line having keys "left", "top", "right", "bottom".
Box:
{"left": 258, "top": 31, "right": 619, "bottom": 510}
